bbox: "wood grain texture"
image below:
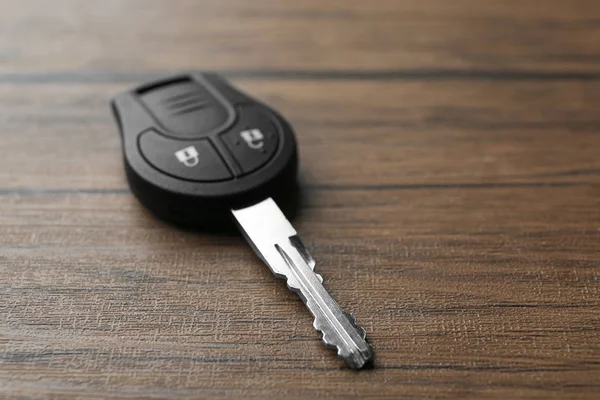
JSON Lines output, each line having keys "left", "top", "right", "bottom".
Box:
{"left": 1, "top": 1, "right": 600, "bottom": 399}
{"left": 2, "top": 0, "right": 600, "bottom": 73}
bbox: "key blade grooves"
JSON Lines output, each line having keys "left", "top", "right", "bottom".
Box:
{"left": 289, "top": 235, "right": 316, "bottom": 270}
{"left": 276, "top": 242, "right": 373, "bottom": 369}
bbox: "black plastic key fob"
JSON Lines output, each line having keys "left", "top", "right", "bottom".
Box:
{"left": 111, "top": 72, "right": 298, "bottom": 228}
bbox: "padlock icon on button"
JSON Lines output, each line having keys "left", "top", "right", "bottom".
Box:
{"left": 174, "top": 146, "right": 200, "bottom": 167}
{"left": 240, "top": 129, "right": 265, "bottom": 150}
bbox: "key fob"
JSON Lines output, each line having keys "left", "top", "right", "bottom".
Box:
{"left": 111, "top": 72, "right": 298, "bottom": 228}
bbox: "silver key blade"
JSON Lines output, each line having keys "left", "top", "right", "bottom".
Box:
{"left": 232, "top": 198, "right": 373, "bottom": 369}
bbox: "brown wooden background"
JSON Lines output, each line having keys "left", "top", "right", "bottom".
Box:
{"left": 1, "top": 1, "right": 600, "bottom": 398}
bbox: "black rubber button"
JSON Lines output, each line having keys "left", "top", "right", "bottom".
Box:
{"left": 221, "top": 106, "right": 279, "bottom": 175}
{"left": 139, "top": 130, "right": 232, "bottom": 182}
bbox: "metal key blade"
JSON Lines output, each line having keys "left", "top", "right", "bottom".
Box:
{"left": 232, "top": 198, "right": 374, "bottom": 369}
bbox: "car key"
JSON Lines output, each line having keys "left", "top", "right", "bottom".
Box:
{"left": 111, "top": 72, "right": 374, "bottom": 369}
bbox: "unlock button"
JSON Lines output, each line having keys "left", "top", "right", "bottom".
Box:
{"left": 139, "top": 130, "right": 232, "bottom": 182}
{"left": 174, "top": 146, "right": 200, "bottom": 167}
{"left": 221, "top": 106, "right": 280, "bottom": 175}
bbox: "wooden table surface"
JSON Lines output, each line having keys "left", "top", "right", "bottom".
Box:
{"left": 1, "top": 1, "right": 600, "bottom": 399}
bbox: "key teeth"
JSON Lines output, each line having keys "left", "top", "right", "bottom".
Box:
{"left": 282, "top": 275, "right": 322, "bottom": 295}
{"left": 272, "top": 242, "right": 372, "bottom": 369}
{"left": 315, "top": 320, "right": 342, "bottom": 353}
{"left": 277, "top": 272, "right": 303, "bottom": 295}
{"left": 312, "top": 312, "right": 373, "bottom": 369}
{"left": 344, "top": 311, "right": 367, "bottom": 340}
{"left": 311, "top": 310, "right": 367, "bottom": 344}
{"left": 284, "top": 280, "right": 302, "bottom": 293}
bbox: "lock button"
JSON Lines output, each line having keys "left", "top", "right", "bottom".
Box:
{"left": 139, "top": 130, "right": 232, "bottom": 182}
{"left": 221, "top": 106, "right": 280, "bottom": 175}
